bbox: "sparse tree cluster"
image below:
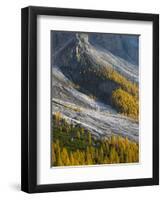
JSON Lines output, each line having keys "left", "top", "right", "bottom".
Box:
{"left": 95, "top": 66, "right": 139, "bottom": 119}
{"left": 99, "top": 67, "right": 138, "bottom": 97}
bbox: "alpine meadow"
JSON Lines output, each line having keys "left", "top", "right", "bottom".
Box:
{"left": 51, "top": 31, "right": 139, "bottom": 167}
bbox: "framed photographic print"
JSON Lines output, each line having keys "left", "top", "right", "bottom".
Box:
{"left": 21, "top": 6, "right": 159, "bottom": 193}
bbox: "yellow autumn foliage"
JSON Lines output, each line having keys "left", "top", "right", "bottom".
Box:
{"left": 112, "top": 88, "right": 139, "bottom": 119}
{"left": 52, "top": 115, "right": 139, "bottom": 166}
{"left": 99, "top": 67, "right": 139, "bottom": 97}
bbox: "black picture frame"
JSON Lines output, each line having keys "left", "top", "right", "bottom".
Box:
{"left": 21, "top": 6, "right": 159, "bottom": 193}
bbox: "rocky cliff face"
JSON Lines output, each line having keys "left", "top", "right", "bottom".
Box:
{"left": 51, "top": 31, "right": 139, "bottom": 66}
{"left": 89, "top": 33, "right": 139, "bottom": 66}
{"left": 51, "top": 31, "right": 138, "bottom": 103}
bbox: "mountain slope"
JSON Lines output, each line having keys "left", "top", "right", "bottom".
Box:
{"left": 51, "top": 32, "right": 139, "bottom": 142}
{"left": 52, "top": 32, "right": 138, "bottom": 82}
{"left": 52, "top": 67, "right": 139, "bottom": 142}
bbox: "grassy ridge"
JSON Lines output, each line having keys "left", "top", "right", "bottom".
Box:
{"left": 52, "top": 113, "right": 139, "bottom": 166}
